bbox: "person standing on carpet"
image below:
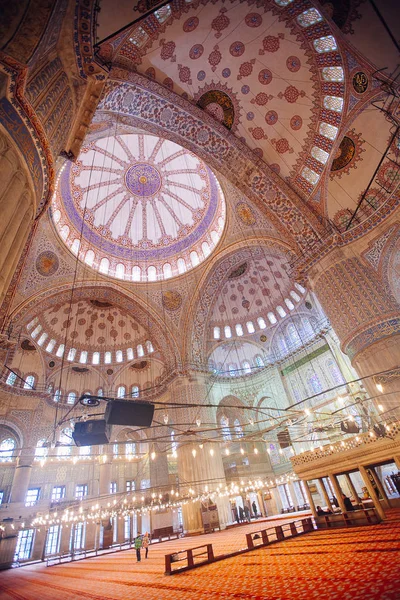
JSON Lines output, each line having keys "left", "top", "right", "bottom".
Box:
{"left": 142, "top": 532, "right": 149, "bottom": 558}
{"left": 134, "top": 534, "right": 142, "bottom": 562}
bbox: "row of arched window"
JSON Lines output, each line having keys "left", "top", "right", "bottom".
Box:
{"left": 212, "top": 286, "right": 305, "bottom": 340}
{"left": 220, "top": 416, "right": 244, "bottom": 441}
{"left": 6, "top": 372, "right": 36, "bottom": 389}
{"left": 209, "top": 356, "right": 266, "bottom": 376}
{"left": 27, "top": 319, "right": 155, "bottom": 364}
{"left": 272, "top": 317, "right": 317, "bottom": 358}
{"left": 52, "top": 385, "right": 141, "bottom": 404}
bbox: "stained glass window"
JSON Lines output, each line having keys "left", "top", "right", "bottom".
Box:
{"left": 313, "top": 36, "right": 337, "bottom": 53}
{"left": 302, "top": 167, "right": 320, "bottom": 185}
{"left": 284, "top": 298, "right": 295, "bottom": 311}
{"left": 0, "top": 438, "right": 16, "bottom": 461}
{"left": 242, "top": 361, "right": 252, "bottom": 374}
{"left": 6, "top": 372, "right": 17, "bottom": 386}
{"left": 326, "top": 358, "right": 345, "bottom": 385}
{"left": 67, "top": 392, "right": 76, "bottom": 405}
{"left": 257, "top": 317, "right": 267, "bottom": 329}
{"left": 246, "top": 321, "right": 255, "bottom": 333}
{"left": 297, "top": 8, "right": 323, "bottom": 27}
{"left": 267, "top": 312, "right": 277, "bottom": 324}
{"left": 311, "top": 146, "right": 330, "bottom": 164}
{"left": 308, "top": 372, "right": 323, "bottom": 394}
{"left": 221, "top": 416, "right": 231, "bottom": 440}
{"left": 324, "top": 96, "right": 344, "bottom": 112}
{"left": 235, "top": 323, "right": 244, "bottom": 336}
{"left": 276, "top": 306, "right": 287, "bottom": 318}
{"left": 322, "top": 67, "right": 344, "bottom": 82}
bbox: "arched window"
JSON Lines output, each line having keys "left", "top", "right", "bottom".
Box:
{"left": 113, "top": 443, "right": 119, "bottom": 456}
{"left": 202, "top": 241, "right": 211, "bottom": 258}
{"left": 211, "top": 230, "right": 219, "bottom": 245}
{"left": 132, "top": 266, "right": 141, "bottom": 281}
{"left": 290, "top": 290, "right": 301, "bottom": 302}
{"left": 294, "top": 282, "right": 306, "bottom": 294}
{"left": 242, "top": 361, "right": 252, "bottom": 374}
{"left": 145, "top": 340, "right": 154, "bottom": 353}
{"left": 104, "top": 351, "right": 112, "bottom": 364}
{"left": 116, "top": 263, "right": 125, "bottom": 279}
{"left": 257, "top": 317, "right": 267, "bottom": 330}
{"left": 67, "top": 348, "right": 76, "bottom": 361}
{"left": 0, "top": 438, "right": 16, "bottom": 462}
{"left": 85, "top": 250, "right": 95, "bottom": 266}
{"left": 60, "top": 225, "right": 69, "bottom": 241}
{"left": 246, "top": 321, "right": 255, "bottom": 334}
{"left": 277, "top": 335, "right": 288, "bottom": 355}
{"left": 276, "top": 306, "right": 286, "bottom": 318}
{"left": 53, "top": 389, "right": 61, "bottom": 403}
{"left": 326, "top": 358, "right": 345, "bottom": 385}
{"left": 6, "top": 372, "right": 17, "bottom": 386}
{"left": 307, "top": 372, "right": 323, "bottom": 395}
{"left": 267, "top": 312, "right": 277, "bottom": 325}
{"left": 79, "top": 351, "right": 88, "bottom": 364}
{"left": 213, "top": 327, "right": 220, "bottom": 340}
{"left": 224, "top": 326, "right": 232, "bottom": 339}
{"left": 300, "top": 317, "right": 314, "bottom": 337}
{"left": 23, "top": 375, "right": 35, "bottom": 390}
{"left": 228, "top": 363, "right": 237, "bottom": 377}
{"left": 190, "top": 251, "right": 199, "bottom": 267}
{"left": 58, "top": 428, "right": 72, "bottom": 456}
{"left": 137, "top": 344, "right": 144, "bottom": 357}
{"left": 220, "top": 416, "right": 231, "bottom": 441}
{"left": 116, "top": 350, "right": 123, "bottom": 363}
{"left": 147, "top": 266, "right": 157, "bottom": 281}
{"left": 31, "top": 324, "right": 42, "bottom": 339}
{"left": 79, "top": 445, "right": 91, "bottom": 456}
{"left": 56, "top": 344, "right": 65, "bottom": 358}
{"left": 235, "top": 323, "right": 244, "bottom": 337}
{"left": 117, "top": 386, "right": 126, "bottom": 398}
{"left": 52, "top": 209, "right": 61, "bottom": 223}
{"left": 234, "top": 419, "right": 244, "bottom": 438}
{"left": 286, "top": 323, "right": 302, "bottom": 347}
{"left": 254, "top": 355, "right": 264, "bottom": 368}
{"left": 126, "top": 442, "right": 136, "bottom": 456}
{"left": 99, "top": 257, "right": 109, "bottom": 275}
{"left": 46, "top": 339, "right": 56, "bottom": 353}
{"left": 284, "top": 298, "right": 295, "bottom": 311}
{"left": 71, "top": 239, "right": 80, "bottom": 255}
{"left": 163, "top": 263, "right": 172, "bottom": 279}
{"left": 35, "top": 439, "right": 47, "bottom": 459}
{"left": 131, "top": 385, "right": 139, "bottom": 398}
{"left": 27, "top": 317, "right": 38, "bottom": 331}
{"left": 97, "top": 388, "right": 104, "bottom": 397}
{"left": 37, "top": 332, "right": 48, "bottom": 346}
{"left": 67, "top": 392, "right": 76, "bottom": 405}
{"left": 177, "top": 258, "right": 186, "bottom": 274}
{"left": 127, "top": 348, "right": 134, "bottom": 360}
{"left": 92, "top": 352, "right": 100, "bottom": 365}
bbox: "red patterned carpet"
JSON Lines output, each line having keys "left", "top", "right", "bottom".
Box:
{"left": 1, "top": 514, "right": 400, "bottom": 600}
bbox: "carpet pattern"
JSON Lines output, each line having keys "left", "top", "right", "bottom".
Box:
{"left": 1, "top": 513, "right": 400, "bottom": 600}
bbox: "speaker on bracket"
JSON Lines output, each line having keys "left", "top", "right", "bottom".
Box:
{"left": 104, "top": 399, "right": 154, "bottom": 427}
{"left": 340, "top": 420, "right": 360, "bottom": 434}
{"left": 72, "top": 419, "right": 110, "bottom": 446}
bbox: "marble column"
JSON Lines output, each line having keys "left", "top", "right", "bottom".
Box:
{"left": 345, "top": 473, "right": 361, "bottom": 504}
{"left": 10, "top": 448, "right": 34, "bottom": 504}
{"left": 368, "top": 467, "right": 391, "bottom": 509}
{"left": 310, "top": 250, "right": 400, "bottom": 414}
{"left": 99, "top": 451, "right": 112, "bottom": 496}
{"left": 328, "top": 473, "right": 347, "bottom": 513}
{"left": 149, "top": 447, "right": 173, "bottom": 533}
{"left": 317, "top": 478, "right": 333, "bottom": 511}
{"left": 358, "top": 465, "right": 386, "bottom": 520}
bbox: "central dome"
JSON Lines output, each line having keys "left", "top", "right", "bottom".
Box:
{"left": 52, "top": 133, "right": 226, "bottom": 281}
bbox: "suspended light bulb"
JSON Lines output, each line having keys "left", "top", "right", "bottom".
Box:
{"left": 196, "top": 418, "right": 201, "bottom": 427}
{"left": 199, "top": 444, "right": 204, "bottom": 449}
{"left": 253, "top": 447, "right": 259, "bottom": 455}
{"left": 378, "top": 404, "right": 384, "bottom": 412}
{"left": 278, "top": 448, "right": 283, "bottom": 455}
{"left": 210, "top": 448, "right": 214, "bottom": 456}
{"left": 163, "top": 414, "right": 169, "bottom": 425}
{"left": 240, "top": 447, "right": 245, "bottom": 455}
{"left": 192, "top": 449, "right": 197, "bottom": 458}
{"left": 304, "top": 408, "right": 311, "bottom": 416}
{"left": 151, "top": 451, "right": 156, "bottom": 460}
{"left": 348, "top": 414, "right": 355, "bottom": 422}
{"left": 225, "top": 448, "right": 230, "bottom": 456}
{"left": 376, "top": 383, "right": 383, "bottom": 393}
{"left": 249, "top": 418, "right": 254, "bottom": 426}
{"left": 172, "top": 450, "right": 177, "bottom": 458}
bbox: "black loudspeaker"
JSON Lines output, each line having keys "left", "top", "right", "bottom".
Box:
{"left": 277, "top": 428, "right": 291, "bottom": 449}
{"left": 104, "top": 399, "right": 154, "bottom": 427}
{"left": 72, "top": 419, "right": 110, "bottom": 446}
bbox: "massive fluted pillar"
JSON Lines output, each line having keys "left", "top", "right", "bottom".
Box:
{"left": 309, "top": 249, "right": 400, "bottom": 415}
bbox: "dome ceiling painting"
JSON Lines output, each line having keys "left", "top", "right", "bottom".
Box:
{"left": 25, "top": 298, "right": 156, "bottom": 366}
{"left": 209, "top": 250, "right": 305, "bottom": 335}
{"left": 52, "top": 133, "right": 226, "bottom": 281}
{"left": 98, "top": 0, "right": 346, "bottom": 194}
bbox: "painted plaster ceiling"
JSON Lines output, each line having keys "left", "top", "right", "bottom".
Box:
{"left": 52, "top": 133, "right": 225, "bottom": 281}
{"left": 99, "top": 0, "right": 346, "bottom": 197}
{"left": 25, "top": 299, "right": 155, "bottom": 365}
{"left": 209, "top": 251, "right": 305, "bottom": 331}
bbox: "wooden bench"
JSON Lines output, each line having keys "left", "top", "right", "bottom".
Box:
{"left": 315, "top": 508, "right": 380, "bottom": 529}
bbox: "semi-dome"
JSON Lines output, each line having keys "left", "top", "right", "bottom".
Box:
{"left": 52, "top": 133, "right": 226, "bottom": 281}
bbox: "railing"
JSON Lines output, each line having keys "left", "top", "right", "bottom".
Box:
{"left": 165, "top": 544, "right": 214, "bottom": 574}
{"left": 246, "top": 518, "right": 313, "bottom": 550}
{"left": 165, "top": 518, "right": 314, "bottom": 575}
{"left": 291, "top": 419, "right": 400, "bottom": 467}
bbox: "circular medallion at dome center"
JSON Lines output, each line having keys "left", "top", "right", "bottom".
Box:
{"left": 125, "top": 163, "right": 162, "bottom": 197}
